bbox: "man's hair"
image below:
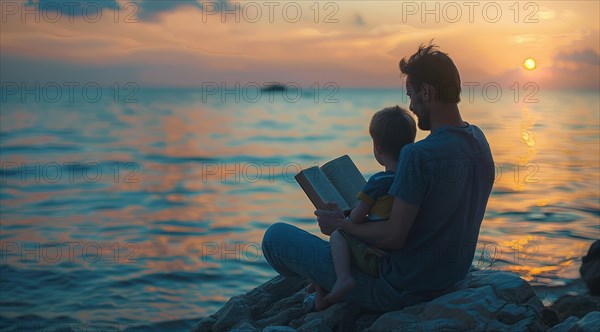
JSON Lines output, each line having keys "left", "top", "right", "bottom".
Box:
{"left": 369, "top": 106, "right": 416, "bottom": 161}
{"left": 399, "top": 43, "right": 461, "bottom": 103}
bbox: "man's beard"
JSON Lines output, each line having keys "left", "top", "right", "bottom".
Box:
{"left": 417, "top": 110, "right": 431, "bottom": 131}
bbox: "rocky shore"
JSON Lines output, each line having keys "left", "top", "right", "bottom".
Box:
{"left": 192, "top": 270, "right": 600, "bottom": 332}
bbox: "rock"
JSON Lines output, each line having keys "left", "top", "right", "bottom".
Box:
{"left": 192, "top": 270, "right": 548, "bottom": 331}
{"left": 548, "top": 316, "right": 580, "bottom": 332}
{"left": 548, "top": 311, "right": 600, "bottom": 332}
{"left": 581, "top": 240, "right": 600, "bottom": 295}
{"left": 262, "top": 327, "right": 297, "bottom": 332}
{"left": 550, "top": 294, "right": 600, "bottom": 321}
{"left": 366, "top": 270, "right": 546, "bottom": 331}
{"left": 574, "top": 312, "right": 600, "bottom": 331}
{"left": 542, "top": 307, "right": 562, "bottom": 327}
{"left": 298, "top": 302, "right": 360, "bottom": 332}
{"left": 192, "top": 275, "right": 308, "bottom": 332}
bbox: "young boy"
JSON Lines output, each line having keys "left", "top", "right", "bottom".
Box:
{"left": 308, "top": 106, "right": 417, "bottom": 311}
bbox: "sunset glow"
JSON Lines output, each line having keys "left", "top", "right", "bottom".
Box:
{"left": 0, "top": 1, "right": 598, "bottom": 89}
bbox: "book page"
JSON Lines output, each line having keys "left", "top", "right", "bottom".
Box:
{"left": 295, "top": 166, "right": 351, "bottom": 212}
{"left": 321, "top": 155, "right": 367, "bottom": 209}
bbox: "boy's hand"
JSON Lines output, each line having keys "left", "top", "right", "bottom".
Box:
{"left": 315, "top": 202, "right": 345, "bottom": 235}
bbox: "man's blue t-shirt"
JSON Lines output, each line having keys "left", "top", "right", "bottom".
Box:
{"left": 387, "top": 124, "right": 494, "bottom": 293}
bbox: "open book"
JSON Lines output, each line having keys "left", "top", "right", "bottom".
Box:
{"left": 295, "top": 155, "right": 367, "bottom": 214}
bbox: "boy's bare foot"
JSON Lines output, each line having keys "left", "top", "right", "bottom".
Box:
{"left": 313, "top": 283, "right": 332, "bottom": 311}
{"left": 324, "top": 276, "right": 356, "bottom": 303}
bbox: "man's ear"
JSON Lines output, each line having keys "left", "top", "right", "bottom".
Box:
{"left": 422, "top": 83, "right": 436, "bottom": 102}
{"left": 421, "top": 83, "right": 430, "bottom": 101}
{"left": 374, "top": 143, "right": 383, "bottom": 155}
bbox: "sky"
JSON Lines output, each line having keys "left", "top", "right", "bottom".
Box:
{"left": 1, "top": 0, "right": 599, "bottom": 89}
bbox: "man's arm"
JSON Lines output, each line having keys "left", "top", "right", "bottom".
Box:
{"left": 349, "top": 200, "right": 371, "bottom": 224}
{"left": 316, "top": 197, "right": 419, "bottom": 250}
{"left": 343, "top": 197, "right": 419, "bottom": 250}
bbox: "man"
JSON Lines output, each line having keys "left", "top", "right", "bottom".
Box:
{"left": 262, "top": 43, "right": 495, "bottom": 311}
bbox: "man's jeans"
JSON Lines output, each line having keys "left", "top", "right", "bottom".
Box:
{"left": 261, "top": 222, "right": 428, "bottom": 311}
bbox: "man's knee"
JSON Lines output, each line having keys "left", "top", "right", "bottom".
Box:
{"left": 263, "top": 222, "right": 294, "bottom": 244}
{"left": 262, "top": 222, "right": 306, "bottom": 276}
{"left": 262, "top": 222, "right": 295, "bottom": 262}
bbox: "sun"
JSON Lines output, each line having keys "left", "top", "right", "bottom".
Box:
{"left": 523, "top": 58, "right": 536, "bottom": 70}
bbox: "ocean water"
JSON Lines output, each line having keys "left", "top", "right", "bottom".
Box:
{"left": 0, "top": 87, "right": 598, "bottom": 331}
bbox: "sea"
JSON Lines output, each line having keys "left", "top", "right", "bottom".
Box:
{"left": 0, "top": 86, "right": 598, "bottom": 331}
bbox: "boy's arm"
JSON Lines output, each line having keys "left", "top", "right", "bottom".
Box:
{"left": 351, "top": 175, "right": 380, "bottom": 223}
{"left": 349, "top": 200, "right": 371, "bottom": 223}
{"left": 316, "top": 197, "right": 419, "bottom": 250}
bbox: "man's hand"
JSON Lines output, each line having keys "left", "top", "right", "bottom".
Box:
{"left": 314, "top": 202, "right": 346, "bottom": 235}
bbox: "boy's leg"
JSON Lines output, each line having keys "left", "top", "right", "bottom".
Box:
{"left": 326, "top": 229, "right": 356, "bottom": 303}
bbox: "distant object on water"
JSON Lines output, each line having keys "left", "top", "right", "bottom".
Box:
{"left": 261, "top": 83, "right": 288, "bottom": 92}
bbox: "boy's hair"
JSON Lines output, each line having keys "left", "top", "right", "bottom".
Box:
{"left": 369, "top": 106, "right": 416, "bottom": 161}
{"left": 399, "top": 42, "right": 461, "bottom": 103}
